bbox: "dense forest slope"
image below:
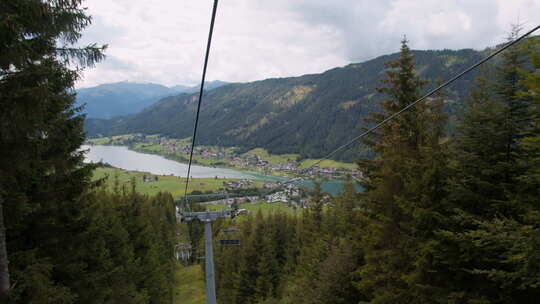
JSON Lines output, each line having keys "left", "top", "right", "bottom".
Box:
{"left": 85, "top": 48, "right": 484, "bottom": 160}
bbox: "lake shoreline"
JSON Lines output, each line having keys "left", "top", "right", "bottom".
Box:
{"left": 84, "top": 144, "right": 362, "bottom": 196}
{"left": 82, "top": 145, "right": 258, "bottom": 179}
{"left": 85, "top": 134, "right": 360, "bottom": 180}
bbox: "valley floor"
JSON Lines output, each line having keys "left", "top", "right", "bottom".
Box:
{"left": 92, "top": 167, "right": 259, "bottom": 198}
{"left": 86, "top": 134, "right": 361, "bottom": 180}
{"left": 92, "top": 167, "right": 299, "bottom": 213}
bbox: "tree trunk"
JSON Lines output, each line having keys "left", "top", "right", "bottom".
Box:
{"left": 0, "top": 194, "right": 10, "bottom": 299}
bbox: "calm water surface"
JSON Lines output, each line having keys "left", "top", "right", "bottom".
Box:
{"left": 82, "top": 145, "right": 361, "bottom": 196}
{"left": 82, "top": 145, "right": 259, "bottom": 179}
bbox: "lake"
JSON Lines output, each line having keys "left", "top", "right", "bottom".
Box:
{"left": 82, "top": 145, "right": 260, "bottom": 179}
{"left": 82, "top": 145, "right": 361, "bottom": 196}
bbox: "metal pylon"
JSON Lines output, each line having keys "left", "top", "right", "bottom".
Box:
{"left": 178, "top": 190, "right": 236, "bottom": 304}
{"left": 182, "top": 211, "right": 233, "bottom": 304}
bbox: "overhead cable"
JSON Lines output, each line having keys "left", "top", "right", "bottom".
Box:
{"left": 183, "top": 0, "right": 220, "bottom": 199}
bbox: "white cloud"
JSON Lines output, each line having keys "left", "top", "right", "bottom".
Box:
{"left": 76, "top": 0, "right": 540, "bottom": 88}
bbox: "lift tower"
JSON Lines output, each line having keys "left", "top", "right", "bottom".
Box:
{"left": 180, "top": 196, "right": 236, "bottom": 304}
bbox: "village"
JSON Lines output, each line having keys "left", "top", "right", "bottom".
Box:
{"left": 194, "top": 181, "right": 325, "bottom": 212}
{"left": 138, "top": 170, "right": 329, "bottom": 212}
{"left": 91, "top": 133, "right": 363, "bottom": 181}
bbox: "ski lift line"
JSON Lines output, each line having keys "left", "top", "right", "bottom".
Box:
{"left": 298, "top": 24, "right": 540, "bottom": 177}
{"left": 183, "top": 0, "right": 220, "bottom": 199}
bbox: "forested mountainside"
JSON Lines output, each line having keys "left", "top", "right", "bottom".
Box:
{"left": 206, "top": 36, "right": 540, "bottom": 304}
{"left": 85, "top": 48, "right": 484, "bottom": 161}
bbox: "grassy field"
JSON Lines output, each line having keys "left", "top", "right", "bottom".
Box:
{"left": 132, "top": 141, "right": 237, "bottom": 168}
{"left": 86, "top": 137, "right": 112, "bottom": 145}
{"left": 299, "top": 158, "right": 357, "bottom": 169}
{"left": 246, "top": 148, "right": 356, "bottom": 169}
{"left": 92, "top": 167, "right": 241, "bottom": 198}
{"left": 132, "top": 142, "right": 162, "bottom": 153}
{"left": 247, "top": 148, "right": 300, "bottom": 165}
{"left": 174, "top": 264, "right": 205, "bottom": 304}
{"left": 87, "top": 134, "right": 140, "bottom": 145}
{"left": 205, "top": 202, "right": 297, "bottom": 215}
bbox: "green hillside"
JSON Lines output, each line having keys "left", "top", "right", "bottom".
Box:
{"left": 85, "top": 48, "right": 483, "bottom": 161}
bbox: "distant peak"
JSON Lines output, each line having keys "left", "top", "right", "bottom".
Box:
{"left": 170, "top": 80, "right": 229, "bottom": 93}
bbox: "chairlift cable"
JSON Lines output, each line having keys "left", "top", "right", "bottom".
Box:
{"left": 183, "top": 0, "right": 220, "bottom": 203}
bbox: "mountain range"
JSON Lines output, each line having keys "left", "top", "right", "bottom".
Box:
{"left": 171, "top": 80, "right": 230, "bottom": 94}
{"left": 76, "top": 81, "right": 228, "bottom": 119}
{"left": 85, "top": 48, "right": 486, "bottom": 161}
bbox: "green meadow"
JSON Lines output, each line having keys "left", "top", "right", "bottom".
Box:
{"left": 92, "top": 167, "right": 252, "bottom": 198}
{"left": 174, "top": 264, "right": 205, "bottom": 304}
{"left": 299, "top": 158, "right": 357, "bottom": 169}
{"left": 205, "top": 201, "right": 296, "bottom": 215}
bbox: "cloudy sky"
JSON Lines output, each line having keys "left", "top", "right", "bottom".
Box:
{"left": 76, "top": 0, "right": 540, "bottom": 88}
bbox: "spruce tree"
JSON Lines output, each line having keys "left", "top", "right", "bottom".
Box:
{"left": 285, "top": 184, "right": 330, "bottom": 304}
{"left": 0, "top": 0, "right": 104, "bottom": 300}
{"left": 437, "top": 33, "right": 540, "bottom": 302}
{"left": 492, "top": 25, "right": 532, "bottom": 199}
{"left": 215, "top": 222, "right": 241, "bottom": 303}
{"left": 519, "top": 36, "right": 540, "bottom": 206}
{"left": 312, "top": 243, "right": 359, "bottom": 304}
{"left": 314, "top": 183, "right": 366, "bottom": 304}
{"left": 446, "top": 69, "right": 509, "bottom": 215}
{"left": 356, "top": 38, "right": 448, "bottom": 303}
{"left": 255, "top": 215, "right": 279, "bottom": 302}
{"left": 233, "top": 212, "right": 263, "bottom": 304}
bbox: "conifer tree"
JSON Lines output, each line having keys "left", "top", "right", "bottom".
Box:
{"left": 446, "top": 70, "right": 507, "bottom": 215}
{"left": 284, "top": 184, "right": 330, "bottom": 304}
{"left": 436, "top": 32, "right": 540, "bottom": 302}
{"left": 0, "top": 0, "right": 105, "bottom": 300}
{"left": 519, "top": 36, "right": 540, "bottom": 206}
{"left": 233, "top": 212, "right": 263, "bottom": 304}
{"left": 356, "top": 38, "right": 448, "bottom": 303}
{"left": 255, "top": 215, "right": 279, "bottom": 301}
{"left": 312, "top": 243, "right": 359, "bottom": 304}
{"left": 215, "top": 222, "right": 241, "bottom": 303}
{"left": 313, "top": 183, "right": 366, "bottom": 304}
{"left": 492, "top": 26, "right": 532, "bottom": 199}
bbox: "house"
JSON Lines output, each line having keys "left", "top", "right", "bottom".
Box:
{"left": 265, "top": 191, "right": 289, "bottom": 203}
{"left": 142, "top": 175, "right": 154, "bottom": 183}
{"left": 236, "top": 209, "right": 249, "bottom": 215}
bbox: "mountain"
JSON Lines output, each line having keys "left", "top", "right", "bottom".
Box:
{"left": 76, "top": 82, "right": 178, "bottom": 119}
{"left": 171, "top": 80, "right": 230, "bottom": 94}
{"left": 78, "top": 80, "right": 230, "bottom": 119}
{"left": 85, "top": 48, "right": 484, "bottom": 161}
{"left": 170, "top": 84, "right": 192, "bottom": 92}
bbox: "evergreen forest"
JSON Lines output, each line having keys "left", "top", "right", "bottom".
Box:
{"left": 208, "top": 32, "right": 540, "bottom": 303}
{"left": 1, "top": 1, "right": 177, "bottom": 303}
{"left": 1, "top": 1, "right": 540, "bottom": 304}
